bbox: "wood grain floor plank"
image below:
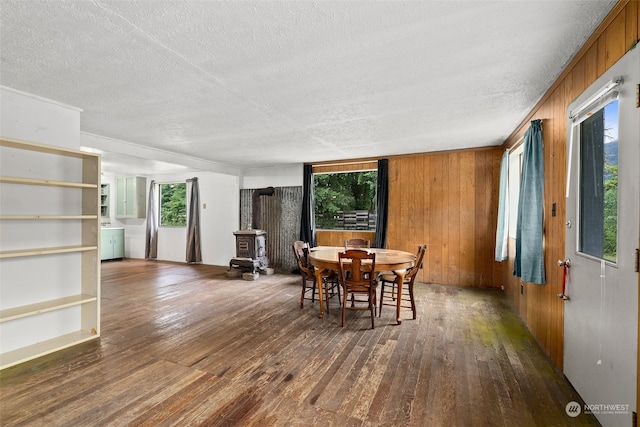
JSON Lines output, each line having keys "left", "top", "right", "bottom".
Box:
{"left": 373, "top": 314, "right": 423, "bottom": 425}
{"left": 0, "top": 259, "right": 599, "bottom": 426}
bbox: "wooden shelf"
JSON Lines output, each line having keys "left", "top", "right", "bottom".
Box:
{"left": 0, "top": 330, "right": 98, "bottom": 370}
{"left": 0, "top": 294, "right": 97, "bottom": 323}
{"left": 0, "top": 176, "right": 97, "bottom": 188}
{"left": 0, "top": 137, "right": 98, "bottom": 159}
{"left": 0, "top": 137, "right": 101, "bottom": 369}
{"left": 0, "top": 245, "right": 98, "bottom": 259}
{"left": 0, "top": 215, "right": 98, "bottom": 220}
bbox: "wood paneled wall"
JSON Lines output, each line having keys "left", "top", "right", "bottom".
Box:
{"left": 387, "top": 148, "right": 505, "bottom": 288}
{"left": 313, "top": 149, "right": 504, "bottom": 288}
{"left": 501, "top": 0, "right": 639, "bottom": 370}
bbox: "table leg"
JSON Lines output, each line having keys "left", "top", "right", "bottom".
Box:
{"left": 314, "top": 267, "right": 326, "bottom": 319}
{"left": 393, "top": 270, "right": 407, "bottom": 325}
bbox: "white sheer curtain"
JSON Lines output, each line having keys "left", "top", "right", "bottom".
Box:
{"left": 495, "top": 150, "right": 509, "bottom": 261}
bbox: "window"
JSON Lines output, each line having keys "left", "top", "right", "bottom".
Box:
{"left": 578, "top": 99, "right": 618, "bottom": 262}
{"left": 159, "top": 182, "right": 186, "bottom": 227}
{"left": 314, "top": 170, "right": 377, "bottom": 230}
{"left": 508, "top": 143, "right": 524, "bottom": 239}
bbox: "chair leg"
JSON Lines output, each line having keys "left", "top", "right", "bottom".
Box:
{"left": 408, "top": 282, "right": 416, "bottom": 319}
{"left": 341, "top": 289, "right": 347, "bottom": 327}
{"left": 372, "top": 286, "right": 377, "bottom": 312}
{"left": 300, "top": 277, "right": 306, "bottom": 308}
{"left": 311, "top": 281, "right": 316, "bottom": 303}
{"left": 378, "top": 281, "right": 384, "bottom": 317}
{"left": 324, "top": 279, "right": 330, "bottom": 314}
{"left": 369, "top": 289, "right": 375, "bottom": 329}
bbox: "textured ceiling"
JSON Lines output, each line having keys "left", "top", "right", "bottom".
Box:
{"left": 0, "top": 0, "right": 616, "bottom": 172}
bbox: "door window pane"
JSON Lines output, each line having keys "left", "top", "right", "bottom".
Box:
{"left": 579, "top": 99, "right": 618, "bottom": 262}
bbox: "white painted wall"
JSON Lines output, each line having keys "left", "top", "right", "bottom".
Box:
{"left": 0, "top": 87, "right": 84, "bottom": 353}
{"left": 242, "top": 164, "right": 303, "bottom": 189}
{"left": 0, "top": 86, "right": 81, "bottom": 149}
{"left": 104, "top": 170, "right": 239, "bottom": 266}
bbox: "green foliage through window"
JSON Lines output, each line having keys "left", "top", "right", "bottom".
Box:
{"left": 160, "top": 183, "right": 186, "bottom": 227}
{"left": 314, "top": 170, "right": 377, "bottom": 230}
{"left": 603, "top": 163, "right": 617, "bottom": 260}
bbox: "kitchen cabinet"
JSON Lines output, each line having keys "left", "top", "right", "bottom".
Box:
{"left": 115, "top": 176, "right": 146, "bottom": 219}
{"left": 100, "top": 183, "right": 109, "bottom": 218}
{"left": 101, "top": 228, "right": 124, "bottom": 260}
{"left": 0, "top": 137, "right": 100, "bottom": 370}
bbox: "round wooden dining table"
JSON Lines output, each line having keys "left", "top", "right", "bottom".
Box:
{"left": 308, "top": 247, "right": 416, "bottom": 324}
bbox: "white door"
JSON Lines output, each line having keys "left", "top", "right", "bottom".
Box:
{"left": 564, "top": 47, "right": 639, "bottom": 427}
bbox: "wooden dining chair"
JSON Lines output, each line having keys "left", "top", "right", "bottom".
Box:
{"left": 344, "top": 238, "right": 370, "bottom": 249}
{"left": 292, "top": 241, "right": 340, "bottom": 311}
{"left": 378, "top": 245, "right": 427, "bottom": 320}
{"left": 338, "top": 249, "right": 377, "bottom": 329}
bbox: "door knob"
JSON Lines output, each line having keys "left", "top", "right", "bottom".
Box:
{"left": 557, "top": 259, "right": 571, "bottom": 268}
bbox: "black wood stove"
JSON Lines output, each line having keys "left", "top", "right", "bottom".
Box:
{"left": 230, "top": 229, "right": 268, "bottom": 273}
{"left": 228, "top": 187, "right": 274, "bottom": 277}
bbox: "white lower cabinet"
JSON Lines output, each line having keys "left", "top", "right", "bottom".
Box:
{"left": 101, "top": 228, "right": 125, "bottom": 260}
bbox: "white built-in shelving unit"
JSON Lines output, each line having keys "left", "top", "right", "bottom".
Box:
{"left": 0, "top": 137, "right": 101, "bottom": 370}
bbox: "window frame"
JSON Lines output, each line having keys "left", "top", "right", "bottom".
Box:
{"left": 312, "top": 164, "right": 378, "bottom": 232}
{"left": 572, "top": 95, "right": 619, "bottom": 265}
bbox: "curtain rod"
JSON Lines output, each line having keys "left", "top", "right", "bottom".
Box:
{"left": 310, "top": 159, "right": 379, "bottom": 168}
{"left": 509, "top": 119, "right": 543, "bottom": 152}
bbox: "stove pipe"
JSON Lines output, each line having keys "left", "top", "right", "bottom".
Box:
{"left": 251, "top": 187, "right": 275, "bottom": 230}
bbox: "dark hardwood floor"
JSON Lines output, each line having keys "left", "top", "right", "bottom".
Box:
{"left": 1, "top": 259, "right": 598, "bottom": 426}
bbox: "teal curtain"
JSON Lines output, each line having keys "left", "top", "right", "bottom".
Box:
{"left": 513, "top": 120, "right": 545, "bottom": 284}
{"left": 495, "top": 150, "right": 509, "bottom": 261}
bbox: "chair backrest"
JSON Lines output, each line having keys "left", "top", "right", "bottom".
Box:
{"left": 406, "top": 245, "right": 427, "bottom": 281}
{"left": 344, "top": 238, "right": 370, "bottom": 249}
{"left": 292, "top": 241, "right": 313, "bottom": 276}
{"left": 292, "top": 241, "right": 307, "bottom": 261}
{"left": 338, "top": 249, "right": 376, "bottom": 290}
